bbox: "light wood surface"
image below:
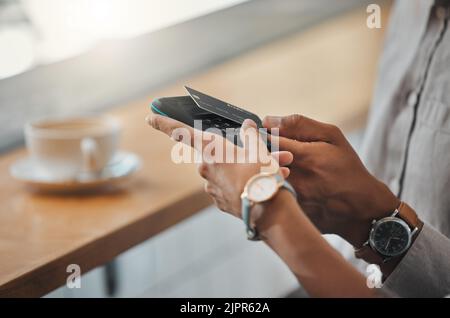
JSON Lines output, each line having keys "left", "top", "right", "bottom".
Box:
{"left": 0, "top": 8, "right": 387, "bottom": 297}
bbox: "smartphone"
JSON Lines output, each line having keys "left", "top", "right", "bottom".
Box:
{"left": 150, "top": 87, "right": 269, "bottom": 149}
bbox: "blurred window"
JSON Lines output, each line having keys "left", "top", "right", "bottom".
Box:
{"left": 0, "top": 0, "right": 247, "bottom": 79}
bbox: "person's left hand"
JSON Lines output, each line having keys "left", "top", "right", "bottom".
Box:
{"left": 147, "top": 115, "right": 293, "bottom": 218}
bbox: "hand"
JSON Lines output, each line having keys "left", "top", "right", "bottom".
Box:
{"left": 263, "top": 114, "right": 400, "bottom": 247}
{"left": 147, "top": 115, "right": 292, "bottom": 218}
{"left": 148, "top": 114, "right": 383, "bottom": 295}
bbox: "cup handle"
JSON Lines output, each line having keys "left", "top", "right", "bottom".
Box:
{"left": 81, "top": 137, "right": 98, "bottom": 173}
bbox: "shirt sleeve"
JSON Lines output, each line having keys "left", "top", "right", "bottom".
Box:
{"left": 382, "top": 223, "right": 450, "bottom": 297}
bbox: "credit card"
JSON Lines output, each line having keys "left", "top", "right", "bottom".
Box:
{"left": 184, "top": 86, "right": 262, "bottom": 127}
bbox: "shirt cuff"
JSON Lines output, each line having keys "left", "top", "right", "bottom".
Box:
{"left": 382, "top": 223, "right": 450, "bottom": 297}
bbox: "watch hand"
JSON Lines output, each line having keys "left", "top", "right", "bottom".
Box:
{"left": 384, "top": 237, "right": 392, "bottom": 250}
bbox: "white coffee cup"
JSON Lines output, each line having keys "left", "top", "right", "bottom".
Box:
{"left": 24, "top": 115, "right": 121, "bottom": 181}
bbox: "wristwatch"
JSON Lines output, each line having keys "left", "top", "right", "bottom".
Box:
{"left": 240, "top": 171, "right": 296, "bottom": 241}
{"left": 355, "top": 202, "right": 424, "bottom": 264}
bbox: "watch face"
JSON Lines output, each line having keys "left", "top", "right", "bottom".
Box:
{"left": 369, "top": 217, "right": 411, "bottom": 257}
{"left": 247, "top": 175, "right": 278, "bottom": 202}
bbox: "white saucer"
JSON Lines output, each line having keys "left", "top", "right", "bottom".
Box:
{"left": 10, "top": 151, "right": 141, "bottom": 192}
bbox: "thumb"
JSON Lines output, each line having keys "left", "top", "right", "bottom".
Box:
{"left": 241, "top": 118, "right": 258, "bottom": 130}
{"left": 239, "top": 118, "right": 273, "bottom": 166}
{"left": 239, "top": 119, "right": 267, "bottom": 153}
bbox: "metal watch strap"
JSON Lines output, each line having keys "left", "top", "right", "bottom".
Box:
{"left": 354, "top": 202, "right": 423, "bottom": 264}
{"left": 242, "top": 175, "right": 296, "bottom": 241}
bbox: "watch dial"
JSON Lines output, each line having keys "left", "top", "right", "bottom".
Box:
{"left": 247, "top": 176, "right": 278, "bottom": 202}
{"left": 372, "top": 220, "right": 410, "bottom": 257}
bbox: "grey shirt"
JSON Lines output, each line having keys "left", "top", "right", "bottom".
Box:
{"left": 361, "top": 0, "right": 450, "bottom": 297}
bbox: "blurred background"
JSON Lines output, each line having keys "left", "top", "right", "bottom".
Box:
{"left": 0, "top": 0, "right": 391, "bottom": 297}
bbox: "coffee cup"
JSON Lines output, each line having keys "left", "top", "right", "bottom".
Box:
{"left": 24, "top": 115, "right": 121, "bottom": 181}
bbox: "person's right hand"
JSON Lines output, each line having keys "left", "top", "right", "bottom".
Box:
{"left": 263, "top": 114, "right": 400, "bottom": 247}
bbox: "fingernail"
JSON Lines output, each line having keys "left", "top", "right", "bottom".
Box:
{"left": 242, "top": 119, "right": 256, "bottom": 129}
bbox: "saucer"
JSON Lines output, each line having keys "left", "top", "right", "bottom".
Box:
{"left": 10, "top": 151, "right": 141, "bottom": 192}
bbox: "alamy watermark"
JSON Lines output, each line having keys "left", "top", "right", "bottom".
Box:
{"left": 169, "top": 120, "right": 279, "bottom": 166}
{"left": 366, "top": 4, "right": 381, "bottom": 29}
{"left": 66, "top": 264, "right": 81, "bottom": 289}
{"left": 366, "top": 264, "right": 383, "bottom": 289}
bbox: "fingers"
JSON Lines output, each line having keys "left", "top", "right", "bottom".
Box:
{"left": 146, "top": 114, "right": 188, "bottom": 137}
{"left": 263, "top": 114, "right": 343, "bottom": 144}
{"left": 147, "top": 114, "right": 195, "bottom": 146}
{"left": 197, "top": 162, "right": 209, "bottom": 179}
{"left": 240, "top": 118, "right": 272, "bottom": 149}
{"left": 239, "top": 119, "right": 259, "bottom": 148}
{"left": 268, "top": 133, "right": 309, "bottom": 155}
{"left": 242, "top": 118, "right": 258, "bottom": 130}
{"left": 203, "top": 182, "right": 227, "bottom": 212}
{"left": 280, "top": 167, "right": 290, "bottom": 178}
{"left": 204, "top": 181, "right": 216, "bottom": 195}
{"left": 147, "top": 114, "right": 221, "bottom": 153}
{"left": 271, "top": 151, "right": 293, "bottom": 166}
{"left": 239, "top": 119, "right": 273, "bottom": 165}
